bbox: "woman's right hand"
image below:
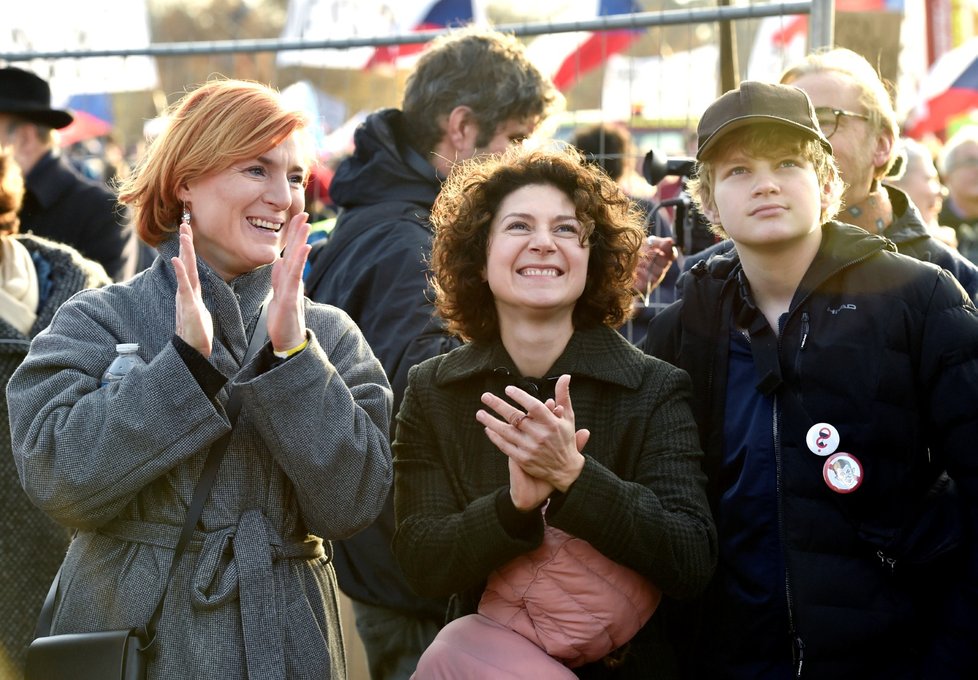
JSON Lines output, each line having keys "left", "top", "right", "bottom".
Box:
{"left": 171, "top": 221, "right": 214, "bottom": 358}
{"left": 507, "top": 457, "right": 554, "bottom": 511}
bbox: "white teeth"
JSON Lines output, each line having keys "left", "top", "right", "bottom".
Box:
{"left": 247, "top": 218, "right": 281, "bottom": 232}
{"left": 520, "top": 268, "right": 559, "bottom": 277}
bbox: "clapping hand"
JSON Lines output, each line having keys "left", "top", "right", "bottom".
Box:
{"left": 477, "top": 374, "right": 588, "bottom": 511}
{"left": 172, "top": 221, "right": 214, "bottom": 357}
{"left": 267, "top": 212, "right": 311, "bottom": 354}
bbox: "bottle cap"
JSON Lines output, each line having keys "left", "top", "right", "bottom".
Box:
{"left": 116, "top": 343, "right": 140, "bottom": 353}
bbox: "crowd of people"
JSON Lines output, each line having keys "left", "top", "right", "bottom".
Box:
{"left": 1, "top": 25, "right": 976, "bottom": 680}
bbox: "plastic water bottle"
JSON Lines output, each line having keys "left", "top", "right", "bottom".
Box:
{"left": 100, "top": 343, "right": 146, "bottom": 387}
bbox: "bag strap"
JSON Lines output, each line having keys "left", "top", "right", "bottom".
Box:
{"left": 34, "top": 302, "right": 270, "bottom": 645}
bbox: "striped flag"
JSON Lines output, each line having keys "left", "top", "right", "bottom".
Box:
{"left": 905, "top": 37, "right": 978, "bottom": 138}
{"left": 524, "top": 0, "right": 643, "bottom": 92}
{"left": 278, "top": 0, "right": 478, "bottom": 70}
{"left": 365, "top": 0, "right": 475, "bottom": 67}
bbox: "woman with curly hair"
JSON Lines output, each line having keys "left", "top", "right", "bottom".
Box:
{"left": 392, "top": 145, "right": 717, "bottom": 678}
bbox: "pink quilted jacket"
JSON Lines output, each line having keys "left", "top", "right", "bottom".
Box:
{"left": 477, "top": 524, "right": 661, "bottom": 668}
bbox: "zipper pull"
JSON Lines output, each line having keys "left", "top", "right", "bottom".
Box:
{"left": 876, "top": 550, "right": 897, "bottom": 574}
{"left": 792, "top": 632, "right": 806, "bottom": 678}
{"left": 800, "top": 312, "right": 809, "bottom": 350}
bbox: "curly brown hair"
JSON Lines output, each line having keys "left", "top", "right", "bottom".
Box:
{"left": 429, "top": 145, "right": 645, "bottom": 343}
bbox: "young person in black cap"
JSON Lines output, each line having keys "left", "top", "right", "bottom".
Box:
{"left": 681, "top": 49, "right": 978, "bottom": 307}
{"left": 0, "top": 66, "right": 141, "bottom": 281}
{"left": 643, "top": 81, "right": 978, "bottom": 679}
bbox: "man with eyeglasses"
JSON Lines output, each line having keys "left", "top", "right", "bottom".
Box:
{"left": 680, "top": 49, "right": 978, "bottom": 304}
{"left": 781, "top": 48, "right": 978, "bottom": 301}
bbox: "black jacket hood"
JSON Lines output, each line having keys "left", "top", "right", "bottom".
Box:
{"left": 329, "top": 108, "right": 441, "bottom": 211}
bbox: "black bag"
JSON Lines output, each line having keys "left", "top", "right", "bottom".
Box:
{"left": 26, "top": 629, "right": 147, "bottom": 680}
{"left": 24, "top": 305, "right": 269, "bottom": 680}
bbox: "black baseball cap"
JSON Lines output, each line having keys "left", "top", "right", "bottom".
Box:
{"left": 696, "top": 81, "right": 832, "bottom": 160}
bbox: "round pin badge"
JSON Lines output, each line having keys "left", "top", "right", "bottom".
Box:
{"left": 806, "top": 423, "right": 840, "bottom": 456}
{"left": 823, "top": 452, "right": 863, "bottom": 494}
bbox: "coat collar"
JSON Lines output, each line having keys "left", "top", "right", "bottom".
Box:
{"left": 155, "top": 236, "right": 272, "bottom": 342}
{"left": 433, "top": 325, "right": 647, "bottom": 391}
{"left": 23, "top": 151, "right": 78, "bottom": 209}
{"left": 689, "top": 221, "right": 892, "bottom": 302}
{"left": 880, "top": 184, "right": 930, "bottom": 246}
{"left": 793, "top": 221, "right": 894, "bottom": 302}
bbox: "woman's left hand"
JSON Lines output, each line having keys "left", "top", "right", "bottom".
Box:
{"left": 267, "top": 212, "right": 311, "bottom": 353}
{"left": 172, "top": 221, "right": 214, "bottom": 357}
{"left": 477, "top": 374, "right": 587, "bottom": 494}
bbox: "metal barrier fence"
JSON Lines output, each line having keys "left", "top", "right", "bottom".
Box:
{"left": 0, "top": 1, "right": 828, "bottom": 158}
{"left": 1, "top": 1, "right": 828, "bottom": 321}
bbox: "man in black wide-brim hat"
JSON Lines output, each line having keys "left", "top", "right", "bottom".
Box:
{"left": 0, "top": 66, "right": 140, "bottom": 281}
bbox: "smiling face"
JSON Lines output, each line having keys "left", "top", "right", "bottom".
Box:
{"left": 484, "top": 183, "right": 590, "bottom": 329}
{"left": 709, "top": 146, "right": 827, "bottom": 253}
{"left": 178, "top": 135, "right": 307, "bottom": 281}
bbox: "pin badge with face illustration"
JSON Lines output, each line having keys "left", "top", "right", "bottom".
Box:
{"left": 806, "top": 423, "right": 840, "bottom": 457}
{"left": 823, "top": 452, "right": 863, "bottom": 494}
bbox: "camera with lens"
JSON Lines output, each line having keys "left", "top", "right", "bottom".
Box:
{"left": 642, "top": 149, "right": 716, "bottom": 255}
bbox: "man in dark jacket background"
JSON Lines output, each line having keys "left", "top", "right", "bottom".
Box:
{"left": 0, "top": 67, "right": 140, "bottom": 282}
{"left": 304, "top": 26, "right": 558, "bottom": 680}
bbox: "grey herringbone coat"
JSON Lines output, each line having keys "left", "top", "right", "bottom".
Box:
{"left": 7, "top": 237, "right": 393, "bottom": 679}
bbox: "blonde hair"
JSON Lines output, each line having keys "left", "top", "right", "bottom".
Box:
{"left": 117, "top": 78, "right": 311, "bottom": 247}
{"left": 687, "top": 126, "right": 844, "bottom": 238}
{"left": 781, "top": 48, "right": 899, "bottom": 179}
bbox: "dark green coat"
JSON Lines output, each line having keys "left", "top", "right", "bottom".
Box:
{"left": 392, "top": 325, "right": 717, "bottom": 678}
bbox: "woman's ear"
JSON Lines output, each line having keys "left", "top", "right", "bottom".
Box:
{"left": 176, "top": 182, "right": 192, "bottom": 204}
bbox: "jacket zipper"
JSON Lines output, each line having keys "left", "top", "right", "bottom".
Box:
{"left": 778, "top": 253, "right": 877, "bottom": 677}
{"left": 774, "top": 387, "right": 805, "bottom": 677}
{"left": 776, "top": 251, "right": 871, "bottom": 675}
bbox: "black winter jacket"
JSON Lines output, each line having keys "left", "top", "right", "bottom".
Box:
{"left": 644, "top": 222, "right": 978, "bottom": 679}
{"left": 20, "top": 151, "right": 139, "bottom": 282}
{"left": 305, "top": 108, "right": 456, "bottom": 618}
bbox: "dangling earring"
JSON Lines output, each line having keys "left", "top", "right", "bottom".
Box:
{"left": 181, "top": 206, "right": 191, "bottom": 227}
